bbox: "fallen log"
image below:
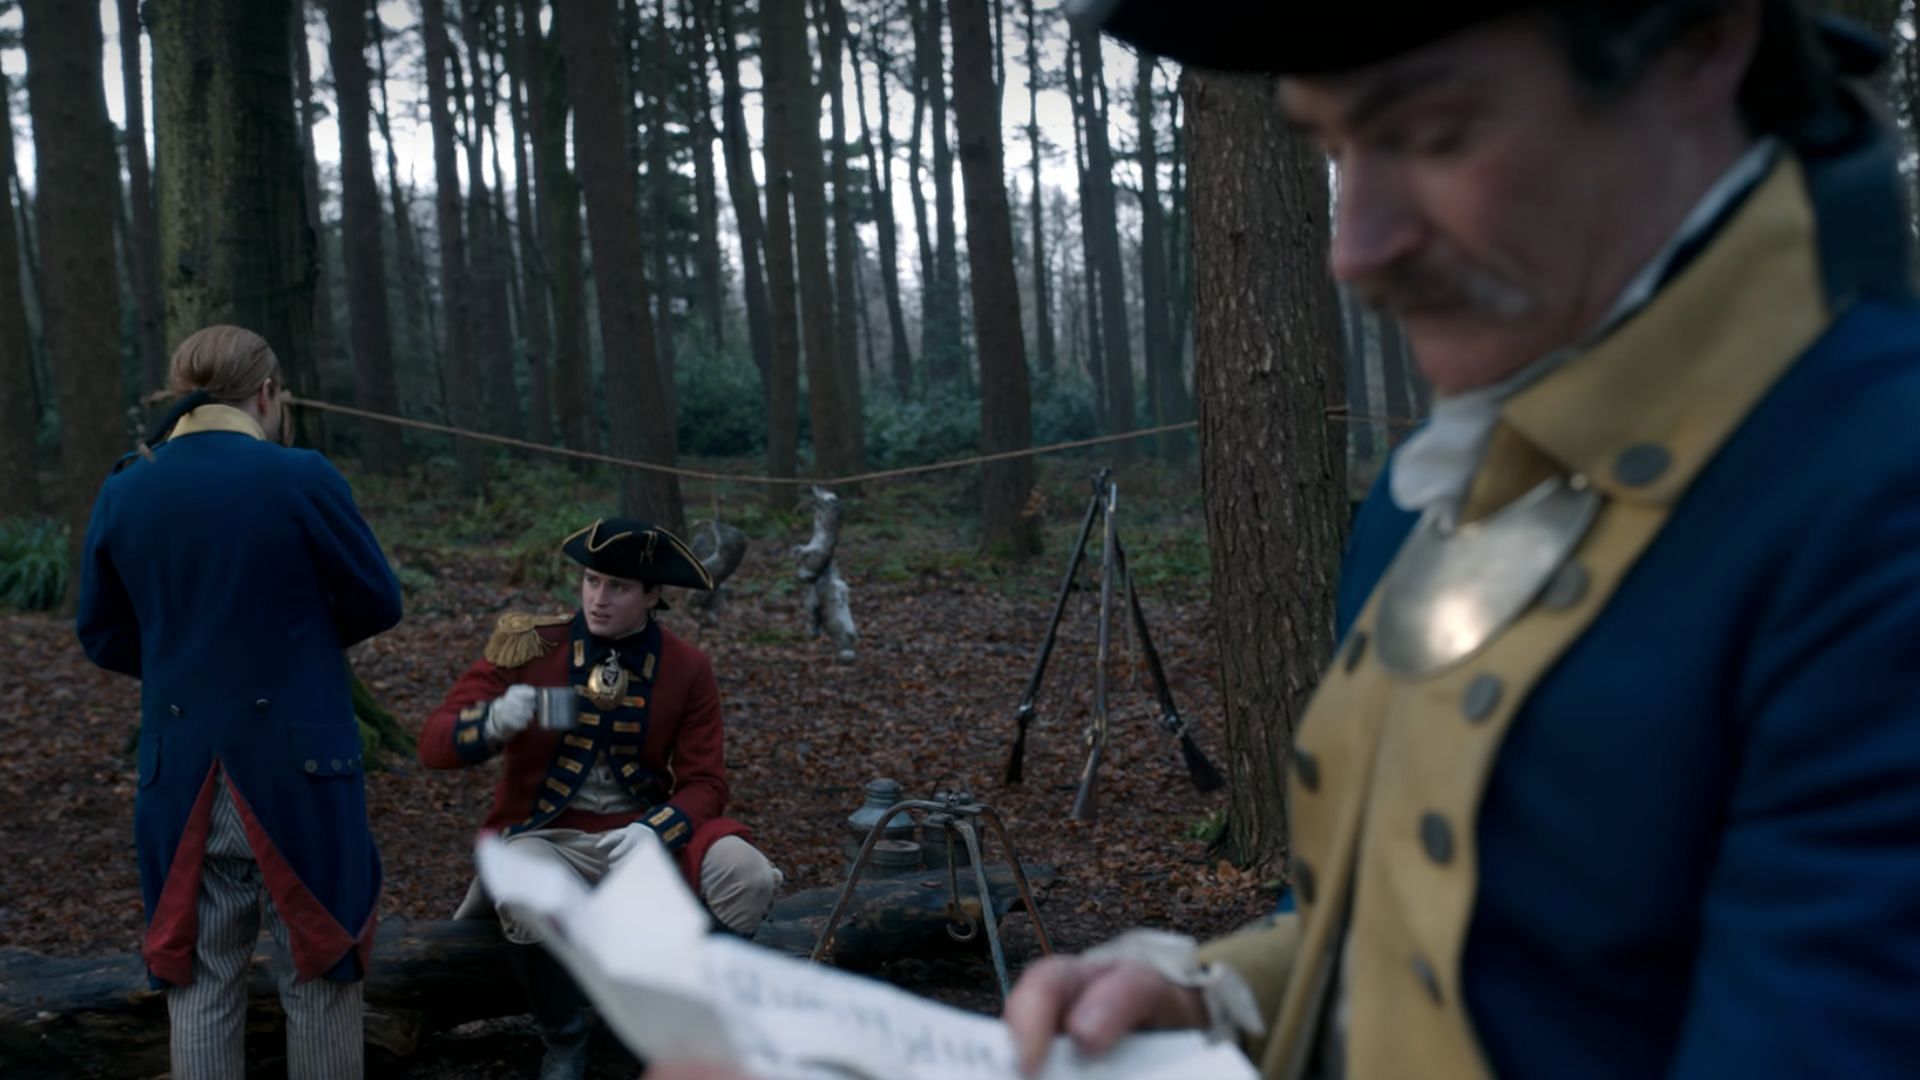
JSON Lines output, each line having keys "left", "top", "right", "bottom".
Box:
{"left": 0, "top": 865, "right": 1052, "bottom": 1078}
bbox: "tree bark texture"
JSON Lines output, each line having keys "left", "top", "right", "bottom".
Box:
{"left": 422, "top": 0, "right": 489, "bottom": 493}
{"left": 949, "top": 0, "right": 1040, "bottom": 557}
{"left": 0, "top": 70, "right": 40, "bottom": 517}
{"left": 766, "top": 0, "right": 860, "bottom": 478}
{"left": 1075, "top": 30, "right": 1135, "bottom": 444}
{"left": 323, "top": 0, "right": 404, "bottom": 471}
{"left": 1181, "top": 69, "right": 1348, "bottom": 874}
{"left": 823, "top": 0, "right": 867, "bottom": 462}
{"left": 850, "top": 25, "right": 915, "bottom": 401}
{"left": 23, "top": 0, "right": 127, "bottom": 607}
{"left": 527, "top": 0, "right": 596, "bottom": 457}
{"left": 117, "top": 0, "right": 167, "bottom": 395}
{"left": 554, "top": 0, "right": 687, "bottom": 528}
{"left": 712, "top": 0, "right": 775, "bottom": 392}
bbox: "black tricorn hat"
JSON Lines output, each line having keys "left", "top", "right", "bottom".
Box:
{"left": 561, "top": 518, "right": 714, "bottom": 593}
{"left": 1063, "top": 0, "right": 1532, "bottom": 74}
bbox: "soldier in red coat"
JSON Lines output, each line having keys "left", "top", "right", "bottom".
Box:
{"left": 422, "top": 517, "right": 781, "bottom": 1080}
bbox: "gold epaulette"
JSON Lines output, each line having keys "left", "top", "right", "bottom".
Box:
{"left": 485, "top": 613, "right": 573, "bottom": 669}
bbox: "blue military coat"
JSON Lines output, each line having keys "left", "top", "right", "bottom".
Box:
{"left": 77, "top": 405, "right": 402, "bottom": 987}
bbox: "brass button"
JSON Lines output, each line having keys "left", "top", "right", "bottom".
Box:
{"left": 168, "top": 705, "right": 182, "bottom": 718}
{"left": 1420, "top": 813, "right": 1455, "bottom": 865}
{"left": 1292, "top": 748, "right": 1320, "bottom": 792}
{"left": 1292, "top": 859, "right": 1316, "bottom": 905}
{"left": 1462, "top": 675, "right": 1502, "bottom": 723}
{"left": 331, "top": 758, "right": 343, "bottom": 771}
{"left": 1343, "top": 631, "right": 1369, "bottom": 674}
{"left": 1540, "top": 562, "right": 1590, "bottom": 610}
{"left": 1411, "top": 954, "right": 1443, "bottom": 1003}
{"left": 1614, "top": 443, "right": 1672, "bottom": 487}
{"left": 255, "top": 698, "right": 270, "bottom": 712}
{"left": 304, "top": 759, "right": 319, "bottom": 774}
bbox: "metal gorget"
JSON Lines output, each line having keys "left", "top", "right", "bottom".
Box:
{"left": 1374, "top": 473, "right": 1603, "bottom": 678}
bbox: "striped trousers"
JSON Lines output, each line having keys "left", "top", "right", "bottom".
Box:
{"left": 166, "top": 772, "right": 363, "bottom": 1080}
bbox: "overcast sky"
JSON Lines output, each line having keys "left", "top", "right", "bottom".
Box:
{"left": 2, "top": 1, "right": 1165, "bottom": 284}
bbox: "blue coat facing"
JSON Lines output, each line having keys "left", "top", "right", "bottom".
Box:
{"left": 77, "top": 409, "right": 403, "bottom": 987}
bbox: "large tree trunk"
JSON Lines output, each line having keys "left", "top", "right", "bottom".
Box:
{"left": 646, "top": 0, "right": 678, "bottom": 422}
{"left": 324, "top": 0, "right": 404, "bottom": 471}
{"left": 1022, "top": 0, "right": 1055, "bottom": 380}
{"left": 372, "top": 4, "right": 437, "bottom": 426}
{"left": 823, "top": 0, "right": 867, "bottom": 464}
{"left": 526, "top": 0, "right": 595, "bottom": 457}
{"left": 712, "top": 0, "right": 774, "bottom": 392}
{"left": 743, "top": 0, "right": 802, "bottom": 493}
{"left": 1135, "top": 54, "right": 1186, "bottom": 463}
{"left": 1182, "top": 69, "right": 1347, "bottom": 874}
{"left": 421, "top": 0, "right": 488, "bottom": 493}
{"left": 117, "top": 0, "right": 166, "bottom": 395}
{"left": 1076, "top": 29, "right": 1135, "bottom": 446}
{"left": 293, "top": 0, "right": 342, "bottom": 452}
{"left": 22, "top": 0, "right": 127, "bottom": 607}
{"left": 849, "top": 24, "right": 915, "bottom": 401}
{"left": 687, "top": 0, "right": 726, "bottom": 348}
{"left": 767, "top": 0, "right": 860, "bottom": 479}
{"left": 504, "top": 0, "right": 554, "bottom": 447}
{"left": 458, "top": 3, "right": 523, "bottom": 441}
{"left": 0, "top": 70, "right": 40, "bottom": 517}
{"left": 555, "top": 0, "right": 687, "bottom": 528}
{"left": 923, "top": 0, "right": 966, "bottom": 386}
{"left": 950, "top": 0, "right": 1040, "bottom": 557}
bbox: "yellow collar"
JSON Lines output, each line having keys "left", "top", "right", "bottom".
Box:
{"left": 1461, "top": 155, "right": 1830, "bottom": 521}
{"left": 170, "top": 403, "right": 266, "bottom": 442}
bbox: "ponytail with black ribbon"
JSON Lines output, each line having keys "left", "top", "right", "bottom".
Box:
{"left": 135, "top": 389, "right": 217, "bottom": 461}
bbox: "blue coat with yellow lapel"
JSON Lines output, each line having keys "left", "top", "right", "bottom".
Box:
{"left": 76, "top": 406, "right": 403, "bottom": 988}
{"left": 1201, "top": 153, "right": 1920, "bottom": 1075}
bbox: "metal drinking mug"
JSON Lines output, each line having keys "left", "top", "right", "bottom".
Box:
{"left": 537, "top": 686, "right": 580, "bottom": 732}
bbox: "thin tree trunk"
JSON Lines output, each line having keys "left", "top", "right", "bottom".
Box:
{"left": 647, "top": 0, "right": 677, "bottom": 421}
{"left": 851, "top": 24, "right": 914, "bottom": 400}
{"left": 1182, "top": 69, "right": 1347, "bottom": 873}
{"left": 925, "top": 0, "right": 965, "bottom": 385}
{"left": 1378, "top": 313, "right": 1413, "bottom": 450}
{"left": 0, "top": 69, "right": 41, "bottom": 516}
{"left": 823, "top": 0, "right": 866, "bottom": 462}
{"left": 117, "top": 0, "right": 166, "bottom": 394}
{"left": 950, "top": 0, "right": 1039, "bottom": 556}
{"left": 767, "top": 0, "right": 858, "bottom": 478}
{"left": 372, "top": 3, "right": 434, "bottom": 419}
{"left": 1022, "top": 0, "right": 1054, "bottom": 379}
{"left": 525, "top": 0, "right": 594, "bottom": 457}
{"left": 422, "top": 0, "right": 487, "bottom": 492}
{"left": 324, "top": 0, "right": 404, "bottom": 471}
{"left": 1066, "top": 39, "right": 1105, "bottom": 402}
{"left": 733, "top": 0, "right": 798, "bottom": 491}
{"left": 292, "top": 0, "right": 342, "bottom": 451}
{"left": 1075, "top": 27, "right": 1134, "bottom": 446}
{"left": 22, "top": 0, "right": 128, "bottom": 605}
{"left": 505, "top": 0, "right": 554, "bottom": 447}
{"left": 1166, "top": 87, "right": 1191, "bottom": 389}
{"left": 905, "top": 0, "right": 935, "bottom": 383}
{"left": 457, "top": 2, "right": 522, "bottom": 439}
{"left": 554, "top": 0, "right": 687, "bottom": 528}
{"left": 1135, "top": 53, "right": 1184, "bottom": 462}
{"left": 686, "top": 0, "right": 726, "bottom": 348}
{"left": 712, "top": 0, "right": 772, "bottom": 393}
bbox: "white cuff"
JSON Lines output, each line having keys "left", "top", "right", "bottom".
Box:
{"left": 1082, "top": 928, "right": 1266, "bottom": 1044}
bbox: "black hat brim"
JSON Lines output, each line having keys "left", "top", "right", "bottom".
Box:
{"left": 561, "top": 519, "right": 715, "bottom": 593}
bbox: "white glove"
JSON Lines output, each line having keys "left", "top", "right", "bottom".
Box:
{"left": 595, "top": 821, "right": 656, "bottom": 863}
{"left": 484, "top": 684, "right": 538, "bottom": 744}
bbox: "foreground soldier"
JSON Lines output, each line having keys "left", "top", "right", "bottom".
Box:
{"left": 422, "top": 517, "right": 781, "bottom": 1080}
{"left": 1005, "top": 0, "right": 1920, "bottom": 1077}
{"left": 77, "top": 325, "right": 403, "bottom": 1078}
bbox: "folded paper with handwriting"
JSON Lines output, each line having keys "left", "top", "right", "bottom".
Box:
{"left": 475, "top": 831, "right": 1258, "bottom": 1080}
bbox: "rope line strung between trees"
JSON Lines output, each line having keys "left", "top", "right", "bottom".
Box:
{"left": 280, "top": 395, "right": 1424, "bottom": 488}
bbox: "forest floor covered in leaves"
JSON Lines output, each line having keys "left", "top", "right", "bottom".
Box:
{"left": 0, "top": 453, "right": 1280, "bottom": 1077}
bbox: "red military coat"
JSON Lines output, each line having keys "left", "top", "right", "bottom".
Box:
{"left": 421, "top": 612, "right": 748, "bottom": 889}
